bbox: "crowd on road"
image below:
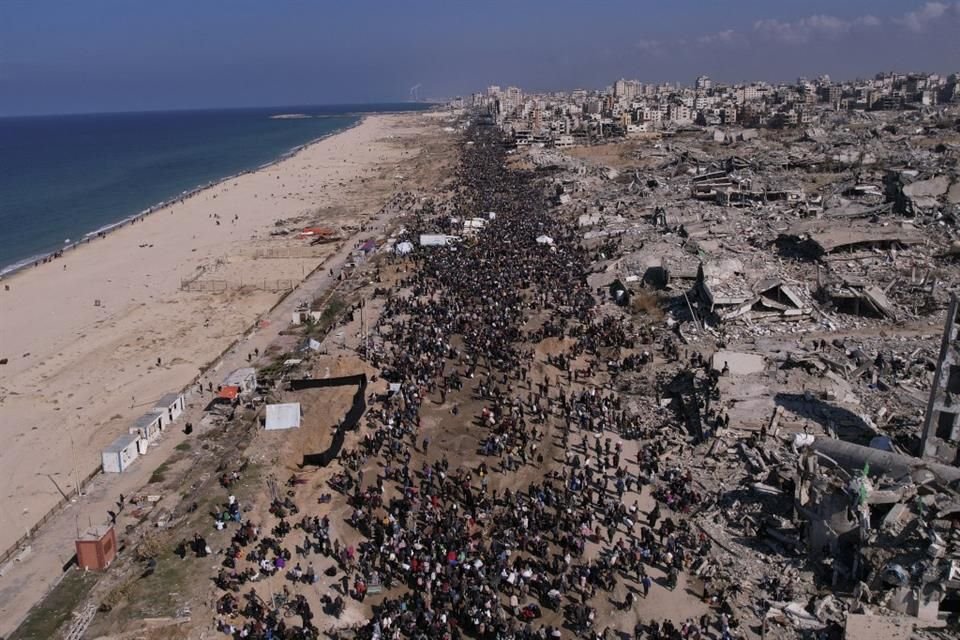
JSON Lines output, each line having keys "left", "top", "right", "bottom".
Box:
{"left": 206, "top": 125, "right": 743, "bottom": 640}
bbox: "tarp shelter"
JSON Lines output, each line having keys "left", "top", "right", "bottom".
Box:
{"left": 395, "top": 241, "right": 414, "bottom": 255}
{"left": 222, "top": 367, "right": 257, "bottom": 394}
{"left": 265, "top": 403, "right": 301, "bottom": 430}
{"left": 536, "top": 235, "right": 554, "bottom": 245}
{"left": 102, "top": 433, "right": 140, "bottom": 473}
{"left": 218, "top": 386, "right": 241, "bottom": 400}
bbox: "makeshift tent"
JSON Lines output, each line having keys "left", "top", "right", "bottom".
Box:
{"left": 222, "top": 367, "right": 257, "bottom": 394}
{"left": 535, "top": 235, "right": 554, "bottom": 245}
{"left": 395, "top": 241, "right": 414, "bottom": 255}
{"left": 265, "top": 403, "right": 301, "bottom": 430}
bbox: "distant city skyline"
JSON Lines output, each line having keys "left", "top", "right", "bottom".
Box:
{"left": 1, "top": 0, "right": 958, "bottom": 116}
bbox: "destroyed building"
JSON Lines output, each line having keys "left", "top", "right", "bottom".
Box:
{"left": 532, "top": 102, "right": 960, "bottom": 637}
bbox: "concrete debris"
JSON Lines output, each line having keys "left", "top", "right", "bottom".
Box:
{"left": 523, "top": 101, "right": 960, "bottom": 637}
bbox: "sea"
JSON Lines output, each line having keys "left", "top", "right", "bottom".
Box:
{"left": 0, "top": 103, "right": 431, "bottom": 275}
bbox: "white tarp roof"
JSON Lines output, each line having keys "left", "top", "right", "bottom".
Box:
{"left": 395, "top": 241, "right": 414, "bottom": 255}
{"left": 536, "top": 235, "right": 554, "bottom": 245}
{"left": 265, "top": 403, "right": 301, "bottom": 430}
{"left": 420, "top": 234, "right": 459, "bottom": 247}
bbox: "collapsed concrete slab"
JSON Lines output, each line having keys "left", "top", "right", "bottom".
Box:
{"left": 712, "top": 350, "right": 766, "bottom": 376}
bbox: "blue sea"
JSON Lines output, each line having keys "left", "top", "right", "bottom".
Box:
{"left": 0, "top": 103, "right": 431, "bottom": 274}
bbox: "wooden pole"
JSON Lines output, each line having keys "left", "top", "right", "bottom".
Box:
{"left": 70, "top": 433, "right": 82, "bottom": 497}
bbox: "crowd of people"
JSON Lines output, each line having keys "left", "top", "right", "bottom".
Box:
{"left": 205, "top": 124, "right": 743, "bottom": 640}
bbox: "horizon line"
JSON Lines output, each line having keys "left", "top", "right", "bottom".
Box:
{"left": 0, "top": 100, "right": 440, "bottom": 120}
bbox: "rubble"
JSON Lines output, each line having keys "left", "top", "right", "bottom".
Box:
{"left": 517, "top": 102, "right": 960, "bottom": 636}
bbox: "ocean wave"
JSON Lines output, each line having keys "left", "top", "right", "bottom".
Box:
{"left": 0, "top": 253, "right": 51, "bottom": 277}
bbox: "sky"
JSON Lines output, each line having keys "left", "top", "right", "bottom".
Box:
{"left": 1, "top": 0, "right": 959, "bottom": 116}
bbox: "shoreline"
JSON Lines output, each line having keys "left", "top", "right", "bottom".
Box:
{"left": 0, "top": 116, "right": 368, "bottom": 279}
{"left": 0, "top": 109, "right": 451, "bottom": 638}
{"left": 0, "top": 111, "right": 437, "bottom": 557}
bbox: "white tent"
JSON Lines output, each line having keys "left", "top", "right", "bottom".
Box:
{"left": 535, "top": 235, "right": 554, "bottom": 245}
{"left": 265, "top": 403, "right": 301, "bottom": 430}
{"left": 395, "top": 241, "right": 414, "bottom": 255}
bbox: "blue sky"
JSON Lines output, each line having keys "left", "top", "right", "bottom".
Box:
{"left": 1, "top": 0, "right": 958, "bottom": 115}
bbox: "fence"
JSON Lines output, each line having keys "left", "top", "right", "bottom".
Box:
{"left": 180, "top": 279, "right": 296, "bottom": 293}
{"left": 292, "top": 374, "right": 368, "bottom": 467}
{"left": 0, "top": 464, "right": 103, "bottom": 568}
{"left": 252, "top": 248, "right": 330, "bottom": 260}
{"left": 180, "top": 279, "right": 229, "bottom": 293}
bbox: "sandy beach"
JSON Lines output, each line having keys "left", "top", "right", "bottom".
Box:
{"left": 0, "top": 112, "right": 436, "bottom": 554}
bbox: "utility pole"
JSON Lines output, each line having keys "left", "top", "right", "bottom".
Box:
{"left": 70, "top": 431, "right": 83, "bottom": 498}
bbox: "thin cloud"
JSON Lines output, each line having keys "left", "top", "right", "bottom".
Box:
{"left": 753, "top": 14, "right": 881, "bottom": 45}
{"left": 696, "top": 29, "right": 741, "bottom": 47}
{"left": 897, "top": 2, "right": 960, "bottom": 32}
{"left": 634, "top": 39, "right": 664, "bottom": 56}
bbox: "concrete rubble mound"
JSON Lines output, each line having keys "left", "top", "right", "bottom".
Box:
{"left": 531, "top": 103, "right": 960, "bottom": 638}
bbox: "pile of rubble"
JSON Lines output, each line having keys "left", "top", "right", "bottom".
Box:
{"left": 531, "top": 105, "right": 960, "bottom": 637}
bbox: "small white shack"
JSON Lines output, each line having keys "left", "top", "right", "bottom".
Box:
{"left": 102, "top": 433, "right": 140, "bottom": 473}
{"left": 152, "top": 392, "right": 185, "bottom": 425}
{"left": 265, "top": 403, "right": 302, "bottom": 430}
{"left": 130, "top": 412, "right": 164, "bottom": 444}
